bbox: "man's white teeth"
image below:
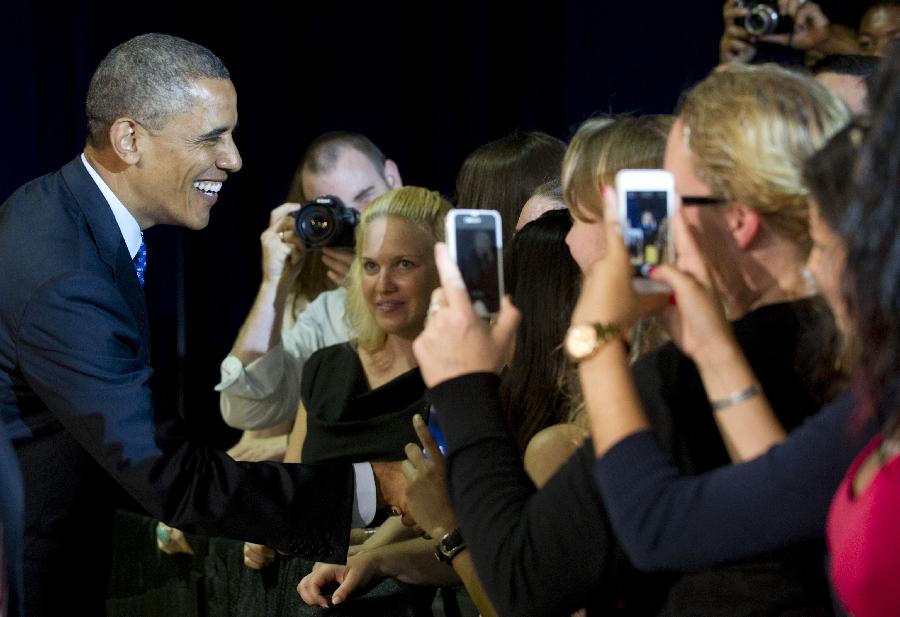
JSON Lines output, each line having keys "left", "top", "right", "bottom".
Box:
{"left": 192, "top": 181, "right": 223, "bottom": 194}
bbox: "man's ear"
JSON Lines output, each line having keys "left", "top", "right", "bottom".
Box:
{"left": 109, "top": 119, "right": 142, "bottom": 166}
{"left": 726, "top": 204, "right": 762, "bottom": 250}
{"left": 383, "top": 159, "right": 402, "bottom": 188}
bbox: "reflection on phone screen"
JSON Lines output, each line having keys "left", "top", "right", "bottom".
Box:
{"left": 624, "top": 190, "right": 669, "bottom": 277}
{"left": 456, "top": 221, "right": 501, "bottom": 314}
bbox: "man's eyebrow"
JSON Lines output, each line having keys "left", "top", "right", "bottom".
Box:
{"left": 195, "top": 124, "right": 235, "bottom": 142}
{"left": 353, "top": 185, "right": 375, "bottom": 202}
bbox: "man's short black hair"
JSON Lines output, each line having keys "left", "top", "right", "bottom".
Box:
{"left": 86, "top": 33, "right": 229, "bottom": 147}
{"left": 810, "top": 54, "right": 881, "bottom": 78}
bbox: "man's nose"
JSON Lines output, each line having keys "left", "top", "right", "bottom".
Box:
{"left": 218, "top": 136, "right": 242, "bottom": 173}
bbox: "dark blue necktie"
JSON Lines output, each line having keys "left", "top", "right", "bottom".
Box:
{"left": 133, "top": 235, "right": 147, "bottom": 287}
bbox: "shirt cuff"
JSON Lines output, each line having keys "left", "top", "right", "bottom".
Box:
{"left": 214, "top": 344, "right": 285, "bottom": 394}
{"left": 352, "top": 462, "right": 377, "bottom": 527}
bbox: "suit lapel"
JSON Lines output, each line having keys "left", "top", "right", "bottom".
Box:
{"left": 59, "top": 157, "right": 151, "bottom": 351}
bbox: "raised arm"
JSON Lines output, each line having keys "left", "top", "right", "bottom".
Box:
{"left": 410, "top": 244, "right": 626, "bottom": 615}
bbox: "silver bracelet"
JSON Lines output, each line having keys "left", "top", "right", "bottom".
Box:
{"left": 710, "top": 384, "right": 762, "bottom": 411}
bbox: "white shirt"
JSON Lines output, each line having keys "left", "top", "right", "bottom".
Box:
{"left": 217, "top": 287, "right": 351, "bottom": 429}
{"left": 81, "top": 154, "right": 143, "bottom": 259}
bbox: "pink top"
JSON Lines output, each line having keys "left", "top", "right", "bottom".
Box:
{"left": 827, "top": 435, "right": 900, "bottom": 617}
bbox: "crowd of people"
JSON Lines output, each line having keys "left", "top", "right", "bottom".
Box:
{"left": 1, "top": 2, "right": 898, "bottom": 616}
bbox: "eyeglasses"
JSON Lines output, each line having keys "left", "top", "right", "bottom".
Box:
{"left": 680, "top": 196, "right": 728, "bottom": 207}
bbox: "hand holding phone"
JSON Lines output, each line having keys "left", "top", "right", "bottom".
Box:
{"left": 615, "top": 169, "right": 676, "bottom": 294}
{"left": 445, "top": 210, "right": 504, "bottom": 318}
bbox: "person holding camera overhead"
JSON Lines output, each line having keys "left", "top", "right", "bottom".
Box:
{"left": 216, "top": 132, "right": 403, "bottom": 435}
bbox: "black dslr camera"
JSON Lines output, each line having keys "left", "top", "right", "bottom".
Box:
{"left": 737, "top": 0, "right": 794, "bottom": 36}
{"left": 292, "top": 196, "right": 359, "bottom": 249}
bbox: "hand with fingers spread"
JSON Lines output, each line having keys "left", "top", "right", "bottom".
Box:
{"left": 400, "top": 415, "right": 458, "bottom": 539}
{"left": 412, "top": 243, "right": 520, "bottom": 388}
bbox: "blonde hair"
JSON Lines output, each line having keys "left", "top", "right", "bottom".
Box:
{"left": 679, "top": 63, "right": 849, "bottom": 253}
{"left": 561, "top": 116, "right": 675, "bottom": 381}
{"left": 345, "top": 187, "right": 452, "bottom": 352}
{"left": 562, "top": 115, "right": 673, "bottom": 218}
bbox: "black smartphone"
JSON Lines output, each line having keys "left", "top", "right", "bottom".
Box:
{"left": 445, "top": 209, "right": 504, "bottom": 318}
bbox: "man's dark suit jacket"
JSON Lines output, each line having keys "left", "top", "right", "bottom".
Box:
{"left": 0, "top": 157, "right": 355, "bottom": 616}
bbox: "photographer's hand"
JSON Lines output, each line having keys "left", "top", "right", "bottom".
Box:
{"left": 262, "top": 202, "right": 305, "bottom": 286}
{"left": 321, "top": 247, "right": 355, "bottom": 286}
{"left": 720, "top": 0, "right": 758, "bottom": 64}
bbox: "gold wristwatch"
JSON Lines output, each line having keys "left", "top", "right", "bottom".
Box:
{"left": 564, "top": 322, "right": 622, "bottom": 363}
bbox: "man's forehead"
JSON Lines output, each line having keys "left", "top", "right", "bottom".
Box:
{"left": 302, "top": 149, "right": 384, "bottom": 196}
{"left": 158, "top": 78, "right": 237, "bottom": 134}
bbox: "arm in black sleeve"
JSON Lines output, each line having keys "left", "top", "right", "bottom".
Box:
{"left": 432, "top": 372, "right": 621, "bottom": 616}
{"left": 17, "top": 273, "right": 353, "bottom": 563}
{"left": 594, "top": 392, "right": 871, "bottom": 571}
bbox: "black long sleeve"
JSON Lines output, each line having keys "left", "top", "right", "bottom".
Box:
{"left": 433, "top": 373, "right": 624, "bottom": 616}
{"left": 594, "top": 392, "right": 873, "bottom": 571}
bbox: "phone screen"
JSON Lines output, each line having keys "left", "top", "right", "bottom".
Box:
{"left": 453, "top": 213, "right": 502, "bottom": 315}
{"left": 623, "top": 190, "right": 670, "bottom": 277}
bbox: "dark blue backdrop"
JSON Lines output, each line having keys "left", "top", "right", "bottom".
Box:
{"left": 2, "top": 1, "right": 726, "bottom": 446}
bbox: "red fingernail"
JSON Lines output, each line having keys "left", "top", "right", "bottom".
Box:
{"left": 668, "top": 293, "right": 677, "bottom": 306}
{"left": 647, "top": 265, "right": 657, "bottom": 276}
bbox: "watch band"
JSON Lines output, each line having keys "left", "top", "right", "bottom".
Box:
{"left": 434, "top": 528, "right": 466, "bottom": 564}
{"left": 565, "top": 322, "right": 623, "bottom": 363}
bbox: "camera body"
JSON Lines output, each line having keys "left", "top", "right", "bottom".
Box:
{"left": 737, "top": 0, "right": 794, "bottom": 36}
{"left": 292, "top": 196, "right": 359, "bottom": 249}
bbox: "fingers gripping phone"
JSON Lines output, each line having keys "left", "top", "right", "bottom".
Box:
{"left": 615, "top": 169, "right": 676, "bottom": 294}
{"left": 445, "top": 210, "right": 504, "bottom": 318}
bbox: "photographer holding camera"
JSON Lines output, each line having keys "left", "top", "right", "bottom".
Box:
{"left": 719, "top": 0, "right": 867, "bottom": 65}
{"left": 216, "top": 132, "right": 402, "bottom": 438}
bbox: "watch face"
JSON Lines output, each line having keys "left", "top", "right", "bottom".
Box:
{"left": 566, "top": 324, "right": 596, "bottom": 360}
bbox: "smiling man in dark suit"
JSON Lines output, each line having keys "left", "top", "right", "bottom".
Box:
{"left": 0, "top": 33, "right": 403, "bottom": 617}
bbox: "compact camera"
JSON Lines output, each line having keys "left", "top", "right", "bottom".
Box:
{"left": 292, "top": 196, "right": 359, "bottom": 249}
{"left": 737, "top": 0, "right": 794, "bottom": 36}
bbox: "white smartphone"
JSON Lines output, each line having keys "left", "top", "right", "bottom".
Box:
{"left": 615, "top": 169, "right": 676, "bottom": 294}
{"left": 445, "top": 209, "right": 504, "bottom": 318}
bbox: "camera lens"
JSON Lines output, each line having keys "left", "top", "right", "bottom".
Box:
{"left": 292, "top": 196, "right": 359, "bottom": 248}
{"left": 296, "top": 205, "right": 338, "bottom": 245}
{"left": 745, "top": 5, "right": 778, "bottom": 35}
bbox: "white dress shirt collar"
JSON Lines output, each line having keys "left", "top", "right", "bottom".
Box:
{"left": 80, "top": 153, "right": 143, "bottom": 259}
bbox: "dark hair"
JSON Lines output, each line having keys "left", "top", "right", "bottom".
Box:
{"left": 531, "top": 178, "right": 564, "bottom": 203}
{"left": 455, "top": 131, "right": 567, "bottom": 244}
{"left": 841, "top": 43, "right": 900, "bottom": 434}
{"left": 86, "top": 33, "right": 229, "bottom": 147}
{"left": 290, "top": 131, "right": 387, "bottom": 200}
{"left": 501, "top": 209, "right": 581, "bottom": 453}
{"left": 810, "top": 54, "right": 881, "bottom": 78}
